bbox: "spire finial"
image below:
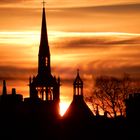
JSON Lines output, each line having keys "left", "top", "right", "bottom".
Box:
{"left": 42, "top": 0, "right": 46, "bottom": 8}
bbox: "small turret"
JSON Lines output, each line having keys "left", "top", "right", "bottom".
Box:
{"left": 73, "top": 69, "right": 83, "bottom": 97}
{"left": 2, "top": 80, "right": 7, "bottom": 96}
{"left": 63, "top": 69, "right": 94, "bottom": 120}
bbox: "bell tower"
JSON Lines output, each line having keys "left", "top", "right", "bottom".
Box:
{"left": 73, "top": 69, "right": 83, "bottom": 98}
{"left": 63, "top": 70, "right": 94, "bottom": 119}
{"left": 29, "top": 1, "right": 60, "bottom": 115}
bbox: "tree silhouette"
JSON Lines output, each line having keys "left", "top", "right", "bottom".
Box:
{"left": 88, "top": 74, "right": 135, "bottom": 118}
{"left": 117, "top": 73, "right": 131, "bottom": 116}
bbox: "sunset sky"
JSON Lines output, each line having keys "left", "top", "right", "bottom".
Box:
{"left": 0, "top": 0, "right": 140, "bottom": 115}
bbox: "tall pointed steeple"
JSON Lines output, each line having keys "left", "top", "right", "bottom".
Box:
{"left": 38, "top": 1, "right": 51, "bottom": 75}
{"left": 29, "top": 1, "right": 60, "bottom": 113}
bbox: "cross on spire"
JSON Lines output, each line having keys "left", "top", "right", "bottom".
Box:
{"left": 42, "top": 0, "right": 46, "bottom": 8}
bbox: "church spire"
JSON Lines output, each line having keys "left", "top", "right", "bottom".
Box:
{"left": 38, "top": 1, "right": 51, "bottom": 75}
{"left": 39, "top": 1, "right": 49, "bottom": 55}
{"left": 29, "top": 2, "right": 60, "bottom": 115}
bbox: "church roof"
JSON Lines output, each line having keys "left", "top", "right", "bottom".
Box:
{"left": 63, "top": 70, "right": 94, "bottom": 122}
{"left": 63, "top": 96, "right": 94, "bottom": 121}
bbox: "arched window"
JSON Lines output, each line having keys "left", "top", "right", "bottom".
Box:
{"left": 48, "top": 87, "right": 53, "bottom": 100}
{"left": 73, "top": 70, "right": 83, "bottom": 96}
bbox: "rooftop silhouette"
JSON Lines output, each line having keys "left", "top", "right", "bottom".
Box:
{"left": 63, "top": 70, "right": 94, "bottom": 121}
{"left": 0, "top": 1, "right": 140, "bottom": 140}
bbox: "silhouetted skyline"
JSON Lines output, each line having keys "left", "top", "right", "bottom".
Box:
{"left": 0, "top": 1, "right": 140, "bottom": 140}
{"left": 0, "top": 0, "right": 140, "bottom": 115}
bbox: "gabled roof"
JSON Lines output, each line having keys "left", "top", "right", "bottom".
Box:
{"left": 63, "top": 96, "right": 94, "bottom": 121}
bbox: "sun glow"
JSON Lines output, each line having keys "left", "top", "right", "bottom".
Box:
{"left": 59, "top": 102, "right": 69, "bottom": 116}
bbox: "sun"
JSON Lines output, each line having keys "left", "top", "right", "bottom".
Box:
{"left": 59, "top": 102, "right": 69, "bottom": 116}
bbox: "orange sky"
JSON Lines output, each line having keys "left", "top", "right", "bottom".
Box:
{"left": 0, "top": 0, "right": 140, "bottom": 115}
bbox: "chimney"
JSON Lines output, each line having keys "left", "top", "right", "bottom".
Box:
{"left": 12, "top": 88, "right": 16, "bottom": 95}
{"left": 2, "top": 80, "right": 7, "bottom": 95}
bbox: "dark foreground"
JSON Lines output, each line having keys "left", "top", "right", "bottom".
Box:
{"left": 0, "top": 109, "right": 139, "bottom": 140}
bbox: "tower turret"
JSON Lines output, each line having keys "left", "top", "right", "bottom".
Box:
{"left": 73, "top": 69, "right": 83, "bottom": 98}
{"left": 63, "top": 70, "right": 94, "bottom": 120}
{"left": 2, "top": 80, "right": 7, "bottom": 96}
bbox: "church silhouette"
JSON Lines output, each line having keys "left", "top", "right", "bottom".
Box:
{"left": 24, "top": 4, "right": 60, "bottom": 120}
{"left": 23, "top": 3, "right": 92, "bottom": 120}
{"left": 0, "top": 2, "right": 139, "bottom": 140}
{"left": 0, "top": 3, "right": 94, "bottom": 140}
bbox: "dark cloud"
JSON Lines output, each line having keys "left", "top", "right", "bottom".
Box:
{"left": 106, "top": 37, "right": 140, "bottom": 45}
{"left": 0, "top": 65, "right": 75, "bottom": 85}
{"left": 0, "top": 65, "right": 76, "bottom": 90}
{"left": 98, "top": 3, "right": 140, "bottom": 13}
{"left": 58, "top": 3, "right": 140, "bottom": 13}
{"left": 61, "top": 78, "right": 73, "bottom": 86}
{"left": 84, "top": 60, "right": 140, "bottom": 78}
{"left": 0, "top": 65, "right": 36, "bottom": 81}
{"left": 54, "top": 36, "right": 140, "bottom": 49}
{"left": 0, "top": 2, "right": 139, "bottom": 33}
{"left": 52, "top": 66, "right": 75, "bottom": 85}
{"left": 1, "top": 3, "right": 140, "bottom": 16}
{"left": 0, "top": 63, "right": 139, "bottom": 96}
{"left": 0, "top": 7, "right": 40, "bottom": 16}
{"left": 0, "top": 0, "right": 25, "bottom": 4}
{"left": 52, "top": 61, "right": 140, "bottom": 87}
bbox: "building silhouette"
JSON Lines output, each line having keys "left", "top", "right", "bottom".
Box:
{"left": 24, "top": 3, "right": 60, "bottom": 118}
{"left": 0, "top": 80, "right": 23, "bottom": 105}
{"left": 125, "top": 93, "right": 140, "bottom": 121}
{"left": 0, "top": 2, "right": 140, "bottom": 140}
{"left": 63, "top": 70, "right": 94, "bottom": 122}
{"left": 0, "top": 2, "right": 94, "bottom": 127}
